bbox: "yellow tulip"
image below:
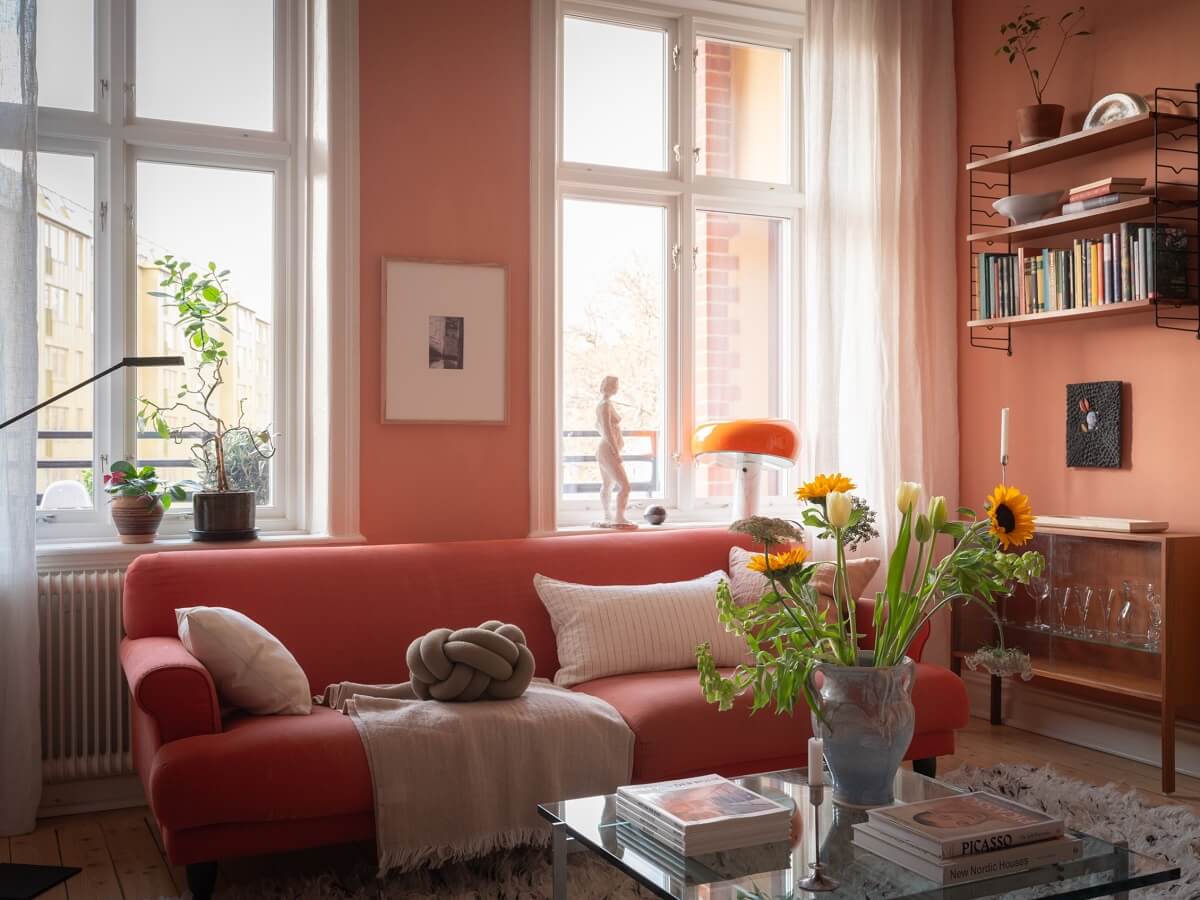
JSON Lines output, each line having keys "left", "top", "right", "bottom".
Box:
{"left": 896, "top": 481, "right": 922, "bottom": 514}
{"left": 826, "top": 491, "right": 852, "bottom": 528}
{"left": 928, "top": 495, "right": 947, "bottom": 530}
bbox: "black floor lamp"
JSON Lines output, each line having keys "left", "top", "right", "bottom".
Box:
{"left": 0, "top": 356, "right": 185, "bottom": 432}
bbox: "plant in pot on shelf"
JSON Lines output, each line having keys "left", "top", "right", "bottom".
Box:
{"left": 138, "top": 257, "right": 276, "bottom": 542}
{"left": 103, "top": 461, "right": 196, "bottom": 544}
{"left": 696, "top": 476, "right": 1044, "bottom": 807}
{"left": 996, "top": 5, "right": 1092, "bottom": 145}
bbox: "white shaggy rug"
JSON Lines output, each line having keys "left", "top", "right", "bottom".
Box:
{"left": 206, "top": 764, "right": 1200, "bottom": 899}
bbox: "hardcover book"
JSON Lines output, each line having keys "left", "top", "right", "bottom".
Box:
{"left": 853, "top": 825, "right": 1082, "bottom": 886}
{"left": 866, "top": 792, "right": 1064, "bottom": 858}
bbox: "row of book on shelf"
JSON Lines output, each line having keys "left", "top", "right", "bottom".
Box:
{"left": 614, "top": 773, "right": 1079, "bottom": 889}
{"left": 976, "top": 222, "right": 1188, "bottom": 320}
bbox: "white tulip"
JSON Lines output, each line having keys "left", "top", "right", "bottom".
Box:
{"left": 826, "top": 491, "right": 852, "bottom": 528}
{"left": 896, "top": 481, "right": 922, "bottom": 514}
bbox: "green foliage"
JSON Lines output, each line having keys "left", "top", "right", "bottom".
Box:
{"left": 194, "top": 426, "right": 271, "bottom": 502}
{"left": 102, "top": 460, "right": 198, "bottom": 511}
{"left": 137, "top": 257, "right": 275, "bottom": 495}
{"left": 995, "top": 5, "right": 1091, "bottom": 104}
{"left": 697, "top": 489, "right": 1046, "bottom": 723}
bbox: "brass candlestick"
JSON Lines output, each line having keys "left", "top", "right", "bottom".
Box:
{"left": 797, "top": 783, "right": 839, "bottom": 893}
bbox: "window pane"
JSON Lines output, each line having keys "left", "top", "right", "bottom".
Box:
{"left": 135, "top": 161, "right": 274, "bottom": 505}
{"left": 561, "top": 198, "right": 666, "bottom": 502}
{"left": 694, "top": 210, "right": 789, "bottom": 499}
{"left": 695, "top": 38, "right": 790, "bottom": 183}
{"left": 135, "top": 0, "right": 274, "bottom": 130}
{"left": 563, "top": 17, "right": 666, "bottom": 171}
{"left": 37, "top": 152, "right": 95, "bottom": 509}
{"left": 36, "top": 0, "right": 95, "bottom": 111}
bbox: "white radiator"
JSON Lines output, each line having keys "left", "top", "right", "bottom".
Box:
{"left": 38, "top": 568, "right": 133, "bottom": 782}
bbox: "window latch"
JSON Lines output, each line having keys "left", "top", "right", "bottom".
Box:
{"left": 36, "top": 513, "right": 57, "bottom": 524}
{"left": 671, "top": 243, "right": 680, "bottom": 272}
{"left": 99, "top": 79, "right": 109, "bottom": 98}
{"left": 99, "top": 201, "right": 108, "bottom": 233}
{"left": 671, "top": 44, "right": 680, "bottom": 72}
{"left": 673, "top": 144, "right": 681, "bottom": 163}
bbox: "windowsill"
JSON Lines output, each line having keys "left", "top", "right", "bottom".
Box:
{"left": 36, "top": 530, "right": 367, "bottom": 571}
{"left": 531, "top": 519, "right": 734, "bottom": 538}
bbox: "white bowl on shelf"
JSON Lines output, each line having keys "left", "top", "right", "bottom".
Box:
{"left": 992, "top": 191, "right": 1065, "bottom": 225}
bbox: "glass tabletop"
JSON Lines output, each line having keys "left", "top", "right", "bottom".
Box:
{"left": 537, "top": 768, "right": 1180, "bottom": 900}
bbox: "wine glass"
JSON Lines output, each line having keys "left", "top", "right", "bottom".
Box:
{"left": 1099, "top": 588, "right": 1117, "bottom": 643}
{"left": 1029, "top": 576, "right": 1051, "bottom": 631}
{"left": 1117, "top": 580, "right": 1135, "bottom": 644}
{"left": 1055, "top": 586, "right": 1075, "bottom": 636}
{"left": 1146, "top": 583, "right": 1162, "bottom": 651}
{"left": 998, "top": 581, "right": 1015, "bottom": 624}
{"left": 1075, "top": 586, "right": 1094, "bottom": 639}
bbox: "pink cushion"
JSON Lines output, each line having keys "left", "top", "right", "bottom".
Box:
{"left": 573, "top": 663, "right": 967, "bottom": 783}
{"left": 149, "top": 706, "right": 373, "bottom": 831}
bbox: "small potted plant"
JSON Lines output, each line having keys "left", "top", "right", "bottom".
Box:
{"left": 103, "top": 461, "right": 195, "bottom": 544}
{"left": 996, "top": 5, "right": 1091, "bottom": 145}
{"left": 138, "top": 257, "right": 276, "bottom": 542}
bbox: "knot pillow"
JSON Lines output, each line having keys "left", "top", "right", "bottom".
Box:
{"left": 177, "top": 606, "right": 311, "bottom": 716}
{"left": 405, "top": 620, "right": 535, "bottom": 702}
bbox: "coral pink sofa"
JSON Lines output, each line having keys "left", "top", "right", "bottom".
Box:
{"left": 119, "top": 529, "right": 968, "bottom": 895}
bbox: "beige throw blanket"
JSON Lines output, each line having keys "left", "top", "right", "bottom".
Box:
{"left": 317, "top": 678, "right": 634, "bottom": 874}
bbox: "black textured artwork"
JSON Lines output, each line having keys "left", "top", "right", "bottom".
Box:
{"left": 1066, "top": 381, "right": 1122, "bottom": 468}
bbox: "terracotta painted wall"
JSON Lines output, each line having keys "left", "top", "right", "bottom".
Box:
{"left": 358, "top": 0, "right": 531, "bottom": 543}
{"left": 955, "top": 0, "right": 1200, "bottom": 530}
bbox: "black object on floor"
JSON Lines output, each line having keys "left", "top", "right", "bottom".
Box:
{"left": 0, "top": 863, "right": 80, "bottom": 900}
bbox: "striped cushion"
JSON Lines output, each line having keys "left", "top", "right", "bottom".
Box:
{"left": 533, "top": 571, "right": 745, "bottom": 687}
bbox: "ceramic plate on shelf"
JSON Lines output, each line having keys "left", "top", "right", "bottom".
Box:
{"left": 1083, "top": 93, "right": 1151, "bottom": 129}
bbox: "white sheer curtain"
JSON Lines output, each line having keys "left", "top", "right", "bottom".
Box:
{"left": 801, "top": 0, "right": 958, "bottom": 656}
{"left": 0, "top": 0, "right": 42, "bottom": 835}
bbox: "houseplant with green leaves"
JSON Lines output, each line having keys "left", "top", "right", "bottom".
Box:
{"left": 137, "top": 257, "right": 275, "bottom": 541}
{"left": 996, "top": 5, "right": 1091, "bottom": 144}
{"left": 696, "top": 474, "right": 1043, "bottom": 805}
{"left": 102, "top": 460, "right": 197, "bottom": 544}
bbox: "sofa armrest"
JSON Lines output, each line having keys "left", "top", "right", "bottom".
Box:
{"left": 120, "top": 636, "right": 221, "bottom": 744}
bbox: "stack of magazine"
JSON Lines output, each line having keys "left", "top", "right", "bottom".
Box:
{"left": 852, "top": 792, "right": 1082, "bottom": 886}
{"left": 615, "top": 774, "right": 792, "bottom": 857}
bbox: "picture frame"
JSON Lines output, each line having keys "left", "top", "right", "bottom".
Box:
{"left": 1065, "top": 380, "right": 1122, "bottom": 468}
{"left": 380, "top": 258, "right": 508, "bottom": 424}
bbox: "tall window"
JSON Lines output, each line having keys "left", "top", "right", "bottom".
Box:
{"left": 32, "top": 0, "right": 298, "bottom": 537}
{"left": 536, "top": 3, "right": 802, "bottom": 528}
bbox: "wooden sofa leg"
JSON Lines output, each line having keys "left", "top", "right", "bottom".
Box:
{"left": 912, "top": 757, "right": 937, "bottom": 778}
{"left": 186, "top": 861, "right": 218, "bottom": 900}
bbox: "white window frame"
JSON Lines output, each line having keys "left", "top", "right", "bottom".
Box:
{"left": 34, "top": 0, "right": 306, "bottom": 542}
{"left": 530, "top": 0, "right": 804, "bottom": 533}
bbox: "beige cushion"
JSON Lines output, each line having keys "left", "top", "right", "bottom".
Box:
{"left": 727, "top": 546, "right": 881, "bottom": 607}
{"left": 176, "top": 606, "right": 311, "bottom": 716}
{"left": 533, "top": 571, "right": 744, "bottom": 688}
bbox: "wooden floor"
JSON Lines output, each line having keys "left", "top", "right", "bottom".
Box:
{"left": 7, "top": 717, "right": 1200, "bottom": 900}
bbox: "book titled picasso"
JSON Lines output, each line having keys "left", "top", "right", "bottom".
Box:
{"left": 866, "top": 792, "right": 1064, "bottom": 858}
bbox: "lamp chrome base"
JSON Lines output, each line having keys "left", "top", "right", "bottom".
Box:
{"left": 798, "top": 862, "right": 839, "bottom": 892}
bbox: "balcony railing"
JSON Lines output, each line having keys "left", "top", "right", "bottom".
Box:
{"left": 35, "top": 429, "right": 205, "bottom": 473}
{"left": 562, "top": 429, "right": 658, "bottom": 495}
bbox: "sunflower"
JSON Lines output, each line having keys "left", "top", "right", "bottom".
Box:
{"left": 796, "top": 473, "right": 856, "bottom": 502}
{"left": 987, "top": 484, "right": 1035, "bottom": 549}
{"left": 747, "top": 545, "right": 811, "bottom": 574}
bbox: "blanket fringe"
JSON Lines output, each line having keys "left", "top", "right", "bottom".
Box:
{"left": 376, "top": 827, "right": 553, "bottom": 878}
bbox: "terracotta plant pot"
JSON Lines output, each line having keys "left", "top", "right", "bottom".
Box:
{"left": 191, "top": 491, "right": 257, "bottom": 542}
{"left": 1016, "top": 103, "right": 1064, "bottom": 145}
{"left": 110, "top": 495, "right": 165, "bottom": 544}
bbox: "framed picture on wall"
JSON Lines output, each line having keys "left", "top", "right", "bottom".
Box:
{"left": 381, "top": 258, "right": 508, "bottom": 424}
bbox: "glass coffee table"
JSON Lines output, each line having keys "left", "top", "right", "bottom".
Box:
{"left": 537, "top": 768, "right": 1180, "bottom": 899}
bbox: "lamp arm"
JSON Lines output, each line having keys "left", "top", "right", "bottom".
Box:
{"left": 0, "top": 360, "right": 127, "bottom": 432}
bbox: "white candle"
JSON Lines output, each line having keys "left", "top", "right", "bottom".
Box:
{"left": 808, "top": 737, "right": 824, "bottom": 785}
{"left": 1000, "top": 407, "right": 1010, "bottom": 464}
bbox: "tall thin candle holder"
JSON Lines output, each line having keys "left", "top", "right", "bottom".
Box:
{"left": 797, "top": 783, "right": 838, "bottom": 892}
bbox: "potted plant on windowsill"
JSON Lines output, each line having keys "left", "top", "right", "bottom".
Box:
{"left": 103, "top": 461, "right": 196, "bottom": 544}
{"left": 696, "top": 475, "right": 1044, "bottom": 807}
{"left": 138, "top": 257, "right": 276, "bottom": 542}
{"left": 996, "top": 5, "right": 1091, "bottom": 145}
